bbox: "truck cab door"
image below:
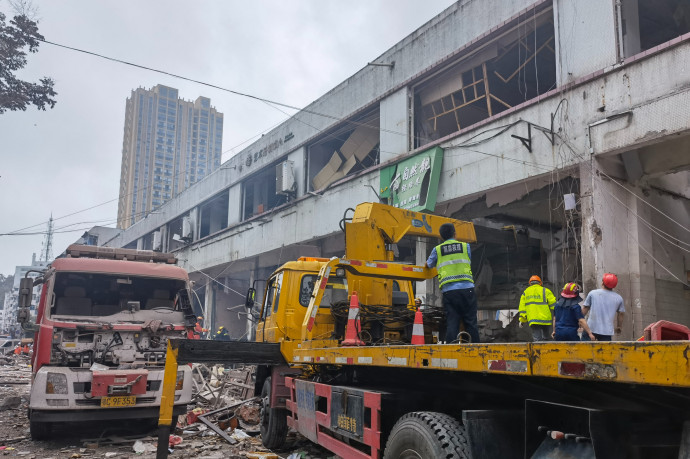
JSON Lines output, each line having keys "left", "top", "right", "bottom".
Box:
{"left": 256, "top": 272, "right": 283, "bottom": 343}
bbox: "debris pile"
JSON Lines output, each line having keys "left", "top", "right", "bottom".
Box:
{"left": 0, "top": 352, "right": 336, "bottom": 458}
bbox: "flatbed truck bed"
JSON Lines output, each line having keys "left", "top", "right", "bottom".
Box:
{"left": 291, "top": 340, "right": 690, "bottom": 387}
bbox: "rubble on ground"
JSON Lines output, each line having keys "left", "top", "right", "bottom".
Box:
{"left": 0, "top": 357, "right": 336, "bottom": 458}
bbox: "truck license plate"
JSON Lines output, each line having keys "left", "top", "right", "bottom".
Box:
{"left": 100, "top": 395, "right": 136, "bottom": 408}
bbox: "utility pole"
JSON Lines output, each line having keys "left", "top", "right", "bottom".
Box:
{"left": 41, "top": 215, "right": 54, "bottom": 262}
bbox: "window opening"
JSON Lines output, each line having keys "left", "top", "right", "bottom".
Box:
{"left": 307, "top": 109, "right": 380, "bottom": 191}
{"left": 414, "top": 10, "right": 556, "bottom": 148}
{"left": 167, "top": 216, "right": 184, "bottom": 251}
{"left": 272, "top": 272, "right": 283, "bottom": 313}
{"left": 199, "top": 190, "right": 229, "bottom": 238}
{"left": 622, "top": 0, "right": 690, "bottom": 57}
{"left": 262, "top": 278, "right": 277, "bottom": 319}
{"left": 242, "top": 163, "right": 287, "bottom": 220}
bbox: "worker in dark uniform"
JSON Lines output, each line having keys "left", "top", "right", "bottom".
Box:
{"left": 425, "top": 223, "right": 479, "bottom": 344}
{"left": 214, "top": 326, "right": 229, "bottom": 341}
{"left": 552, "top": 282, "right": 596, "bottom": 341}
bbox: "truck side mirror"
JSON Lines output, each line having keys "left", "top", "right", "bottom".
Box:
{"left": 17, "top": 277, "right": 35, "bottom": 324}
{"left": 245, "top": 287, "right": 256, "bottom": 310}
{"left": 18, "top": 277, "right": 34, "bottom": 309}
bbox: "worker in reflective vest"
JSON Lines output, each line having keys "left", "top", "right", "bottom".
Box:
{"left": 426, "top": 223, "right": 479, "bottom": 344}
{"left": 194, "top": 316, "right": 208, "bottom": 339}
{"left": 518, "top": 275, "right": 557, "bottom": 341}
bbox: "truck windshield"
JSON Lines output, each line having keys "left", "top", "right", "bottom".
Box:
{"left": 50, "top": 272, "right": 186, "bottom": 318}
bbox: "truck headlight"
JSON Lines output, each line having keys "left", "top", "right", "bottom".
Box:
{"left": 175, "top": 371, "right": 184, "bottom": 390}
{"left": 46, "top": 373, "right": 68, "bottom": 394}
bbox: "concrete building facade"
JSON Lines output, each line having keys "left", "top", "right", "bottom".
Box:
{"left": 117, "top": 84, "right": 224, "bottom": 230}
{"left": 106, "top": 0, "right": 690, "bottom": 340}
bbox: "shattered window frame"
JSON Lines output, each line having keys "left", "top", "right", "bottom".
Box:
{"left": 306, "top": 109, "right": 381, "bottom": 192}
{"left": 413, "top": 7, "right": 557, "bottom": 148}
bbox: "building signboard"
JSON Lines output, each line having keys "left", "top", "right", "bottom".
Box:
{"left": 379, "top": 146, "right": 443, "bottom": 212}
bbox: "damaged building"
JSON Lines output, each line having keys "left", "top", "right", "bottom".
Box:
{"left": 104, "top": 0, "right": 690, "bottom": 341}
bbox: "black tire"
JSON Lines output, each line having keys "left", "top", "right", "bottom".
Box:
{"left": 30, "top": 420, "right": 52, "bottom": 441}
{"left": 259, "top": 377, "right": 288, "bottom": 449}
{"left": 383, "top": 411, "right": 471, "bottom": 459}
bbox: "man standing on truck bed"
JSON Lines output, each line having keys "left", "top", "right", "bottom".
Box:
{"left": 581, "top": 273, "right": 625, "bottom": 341}
{"left": 425, "top": 223, "right": 479, "bottom": 343}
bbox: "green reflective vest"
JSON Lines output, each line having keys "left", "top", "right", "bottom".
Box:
{"left": 435, "top": 239, "right": 473, "bottom": 287}
{"left": 518, "top": 284, "right": 557, "bottom": 326}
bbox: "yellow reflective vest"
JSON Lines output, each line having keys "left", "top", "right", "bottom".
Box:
{"left": 435, "top": 240, "right": 473, "bottom": 287}
{"left": 518, "top": 284, "right": 556, "bottom": 326}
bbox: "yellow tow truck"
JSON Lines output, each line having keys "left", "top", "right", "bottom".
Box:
{"left": 156, "top": 202, "right": 690, "bottom": 459}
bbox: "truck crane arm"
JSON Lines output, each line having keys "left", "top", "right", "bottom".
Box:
{"left": 344, "top": 202, "right": 476, "bottom": 261}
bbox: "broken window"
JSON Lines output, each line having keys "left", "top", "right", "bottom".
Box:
{"left": 307, "top": 109, "right": 380, "bottom": 191}
{"left": 621, "top": 0, "right": 690, "bottom": 57}
{"left": 167, "top": 216, "right": 185, "bottom": 251}
{"left": 198, "top": 190, "right": 229, "bottom": 238}
{"left": 414, "top": 9, "right": 556, "bottom": 148}
{"left": 141, "top": 231, "right": 154, "bottom": 251}
{"left": 241, "top": 165, "right": 287, "bottom": 220}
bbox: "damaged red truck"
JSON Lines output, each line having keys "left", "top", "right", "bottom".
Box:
{"left": 16, "top": 245, "right": 197, "bottom": 439}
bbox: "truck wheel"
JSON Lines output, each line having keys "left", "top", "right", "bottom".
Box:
{"left": 30, "top": 420, "right": 52, "bottom": 441}
{"left": 260, "top": 377, "right": 288, "bottom": 449}
{"left": 383, "top": 411, "right": 471, "bottom": 459}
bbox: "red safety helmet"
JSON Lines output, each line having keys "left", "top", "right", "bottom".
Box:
{"left": 561, "top": 282, "right": 580, "bottom": 298}
{"left": 529, "top": 275, "right": 542, "bottom": 285}
{"left": 602, "top": 273, "right": 618, "bottom": 289}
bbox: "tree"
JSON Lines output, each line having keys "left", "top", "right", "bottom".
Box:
{"left": 0, "top": 8, "right": 57, "bottom": 114}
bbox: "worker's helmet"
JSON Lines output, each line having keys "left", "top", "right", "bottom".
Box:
{"left": 529, "top": 275, "right": 542, "bottom": 285}
{"left": 561, "top": 282, "right": 580, "bottom": 298}
{"left": 218, "top": 326, "right": 224, "bottom": 331}
{"left": 602, "top": 273, "right": 618, "bottom": 289}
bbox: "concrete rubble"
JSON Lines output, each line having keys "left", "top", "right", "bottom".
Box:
{"left": 0, "top": 357, "right": 336, "bottom": 458}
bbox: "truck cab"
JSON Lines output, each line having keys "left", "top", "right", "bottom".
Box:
{"left": 254, "top": 256, "right": 419, "bottom": 346}
{"left": 256, "top": 258, "right": 345, "bottom": 344}
{"left": 19, "top": 245, "right": 195, "bottom": 440}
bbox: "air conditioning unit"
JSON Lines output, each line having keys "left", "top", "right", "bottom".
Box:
{"left": 276, "top": 160, "right": 296, "bottom": 195}
{"left": 152, "top": 231, "right": 162, "bottom": 251}
{"left": 182, "top": 216, "right": 193, "bottom": 240}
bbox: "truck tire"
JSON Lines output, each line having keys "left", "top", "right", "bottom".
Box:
{"left": 383, "top": 411, "right": 471, "bottom": 459}
{"left": 260, "top": 377, "right": 288, "bottom": 449}
{"left": 30, "top": 420, "right": 52, "bottom": 441}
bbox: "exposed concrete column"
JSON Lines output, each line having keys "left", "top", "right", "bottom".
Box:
{"left": 626, "top": 187, "right": 657, "bottom": 337}
{"left": 579, "top": 160, "right": 655, "bottom": 339}
{"left": 227, "top": 185, "right": 241, "bottom": 226}
{"left": 246, "top": 262, "right": 257, "bottom": 342}
{"left": 189, "top": 207, "right": 199, "bottom": 241}
{"left": 204, "top": 281, "right": 216, "bottom": 334}
{"left": 379, "top": 88, "right": 409, "bottom": 164}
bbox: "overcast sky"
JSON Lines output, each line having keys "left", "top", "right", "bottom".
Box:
{"left": 0, "top": 0, "right": 455, "bottom": 275}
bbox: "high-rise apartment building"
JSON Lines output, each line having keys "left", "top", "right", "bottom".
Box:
{"left": 117, "top": 84, "right": 223, "bottom": 229}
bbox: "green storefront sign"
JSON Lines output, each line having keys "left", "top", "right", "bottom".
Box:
{"left": 379, "top": 147, "right": 443, "bottom": 212}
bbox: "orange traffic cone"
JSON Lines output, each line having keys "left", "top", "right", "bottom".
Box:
{"left": 411, "top": 307, "right": 425, "bottom": 345}
{"left": 342, "top": 292, "right": 365, "bottom": 346}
